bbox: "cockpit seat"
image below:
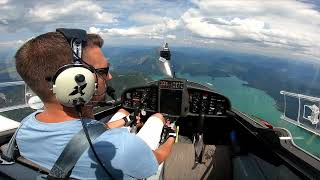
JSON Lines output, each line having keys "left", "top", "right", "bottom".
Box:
{"left": 163, "top": 143, "right": 231, "bottom": 180}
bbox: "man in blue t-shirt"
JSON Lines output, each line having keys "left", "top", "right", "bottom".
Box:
{"left": 14, "top": 31, "right": 175, "bottom": 179}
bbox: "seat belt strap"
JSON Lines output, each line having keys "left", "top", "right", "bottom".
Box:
{"left": 48, "top": 121, "right": 108, "bottom": 179}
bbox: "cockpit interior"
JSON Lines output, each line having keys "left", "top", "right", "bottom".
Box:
{"left": 92, "top": 78, "right": 320, "bottom": 180}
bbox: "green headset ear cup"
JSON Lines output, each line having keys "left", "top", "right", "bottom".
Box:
{"left": 52, "top": 64, "right": 97, "bottom": 107}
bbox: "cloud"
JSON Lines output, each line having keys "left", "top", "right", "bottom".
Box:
{"left": 0, "top": 0, "right": 8, "bottom": 4}
{"left": 129, "top": 13, "right": 167, "bottom": 24}
{"left": 182, "top": 0, "right": 320, "bottom": 58}
{"left": 182, "top": 9, "right": 235, "bottom": 39}
{"left": 27, "top": 1, "right": 116, "bottom": 23}
{"left": 0, "top": 40, "right": 25, "bottom": 47}
{"left": 166, "top": 34, "right": 176, "bottom": 39}
{"left": 89, "top": 27, "right": 101, "bottom": 34}
{"left": 89, "top": 18, "right": 180, "bottom": 39}
{"left": 0, "top": 0, "right": 117, "bottom": 32}
{"left": 0, "top": 19, "right": 9, "bottom": 25}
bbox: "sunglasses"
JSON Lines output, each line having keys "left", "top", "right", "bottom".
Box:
{"left": 95, "top": 66, "right": 109, "bottom": 76}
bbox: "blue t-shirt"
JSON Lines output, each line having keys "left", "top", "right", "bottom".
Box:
{"left": 16, "top": 112, "right": 158, "bottom": 179}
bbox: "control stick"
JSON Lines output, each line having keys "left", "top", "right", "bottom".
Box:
{"left": 193, "top": 113, "right": 205, "bottom": 168}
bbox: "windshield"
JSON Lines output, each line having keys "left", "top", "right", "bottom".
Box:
{"left": 0, "top": 0, "right": 319, "bottom": 159}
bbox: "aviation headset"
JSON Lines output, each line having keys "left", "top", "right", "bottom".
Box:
{"left": 50, "top": 28, "right": 98, "bottom": 107}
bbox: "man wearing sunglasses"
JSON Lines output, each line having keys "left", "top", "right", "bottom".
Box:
{"left": 14, "top": 31, "right": 175, "bottom": 179}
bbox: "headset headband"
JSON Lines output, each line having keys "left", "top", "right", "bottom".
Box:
{"left": 56, "top": 28, "right": 87, "bottom": 61}
{"left": 56, "top": 28, "right": 87, "bottom": 43}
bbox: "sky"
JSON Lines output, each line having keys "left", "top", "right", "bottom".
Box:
{"left": 1, "top": 0, "right": 320, "bottom": 60}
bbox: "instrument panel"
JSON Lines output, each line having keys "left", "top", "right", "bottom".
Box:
{"left": 188, "top": 89, "right": 229, "bottom": 116}
{"left": 121, "top": 79, "right": 231, "bottom": 117}
{"left": 122, "top": 87, "right": 158, "bottom": 112}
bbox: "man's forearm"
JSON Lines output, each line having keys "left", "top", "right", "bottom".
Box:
{"left": 105, "top": 119, "right": 125, "bottom": 128}
{"left": 105, "top": 108, "right": 130, "bottom": 128}
{"left": 153, "top": 137, "right": 175, "bottom": 164}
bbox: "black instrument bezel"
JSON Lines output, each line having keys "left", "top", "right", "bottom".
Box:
{"left": 158, "top": 78, "right": 189, "bottom": 117}
{"left": 186, "top": 86, "right": 231, "bottom": 118}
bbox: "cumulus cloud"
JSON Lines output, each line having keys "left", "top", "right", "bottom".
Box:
{"left": 0, "top": 19, "right": 9, "bottom": 25}
{"left": 89, "top": 18, "right": 180, "bottom": 39}
{"left": 0, "top": 0, "right": 8, "bottom": 4}
{"left": 166, "top": 34, "right": 176, "bottom": 39}
{"left": 0, "top": 0, "right": 116, "bottom": 32}
{"left": 27, "top": 1, "right": 116, "bottom": 23}
{"left": 182, "top": 0, "right": 320, "bottom": 58}
{"left": 0, "top": 40, "right": 25, "bottom": 47}
{"left": 182, "top": 9, "right": 235, "bottom": 39}
{"left": 129, "top": 13, "right": 167, "bottom": 24}
{"left": 89, "top": 27, "right": 102, "bottom": 34}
